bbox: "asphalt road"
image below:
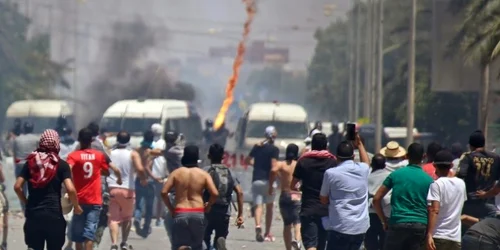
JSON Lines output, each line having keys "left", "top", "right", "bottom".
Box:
{"left": 5, "top": 208, "right": 288, "bottom": 250}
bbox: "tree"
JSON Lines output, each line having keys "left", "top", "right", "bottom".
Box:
{"left": 448, "top": 0, "right": 500, "bottom": 137}
{"left": 0, "top": 2, "right": 70, "bottom": 128}
{"left": 307, "top": 0, "right": 478, "bottom": 144}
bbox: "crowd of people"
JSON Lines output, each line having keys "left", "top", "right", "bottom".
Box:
{"left": 2, "top": 117, "right": 500, "bottom": 250}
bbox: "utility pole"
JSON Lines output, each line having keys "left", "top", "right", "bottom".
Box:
{"left": 405, "top": 0, "right": 417, "bottom": 148}
{"left": 374, "top": 0, "right": 384, "bottom": 152}
{"left": 354, "top": 0, "right": 362, "bottom": 121}
{"left": 73, "top": 1, "right": 79, "bottom": 124}
{"left": 348, "top": 6, "right": 355, "bottom": 121}
{"left": 363, "top": 0, "right": 373, "bottom": 120}
{"left": 370, "top": 0, "right": 378, "bottom": 122}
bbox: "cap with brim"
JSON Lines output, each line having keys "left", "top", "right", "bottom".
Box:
{"left": 379, "top": 141, "right": 406, "bottom": 158}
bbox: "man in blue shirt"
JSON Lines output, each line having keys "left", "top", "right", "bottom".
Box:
{"left": 320, "top": 135, "right": 370, "bottom": 250}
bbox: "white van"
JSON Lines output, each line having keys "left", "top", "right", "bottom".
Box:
{"left": 3, "top": 99, "right": 74, "bottom": 135}
{"left": 100, "top": 99, "right": 203, "bottom": 148}
{"left": 225, "top": 102, "right": 309, "bottom": 202}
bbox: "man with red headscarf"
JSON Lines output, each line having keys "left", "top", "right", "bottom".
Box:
{"left": 14, "top": 129, "right": 82, "bottom": 250}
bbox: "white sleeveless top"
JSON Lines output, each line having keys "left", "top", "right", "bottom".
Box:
{"left": 108, "top": 148, "right": 136, "bottom": 190}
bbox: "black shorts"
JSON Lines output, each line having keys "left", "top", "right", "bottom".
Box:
{"left": 300, "top": 215, "right": 327, "bottom": 250}
{"left": 171, "top": 212, "right": 206, "bottom": 250}
{"left": 25, "top": 214, "right": 66, "bottom": 250}
{"left": 279, "top": 192, "right": 301, "bottom": 226}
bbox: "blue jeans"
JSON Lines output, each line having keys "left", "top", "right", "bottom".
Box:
{"left": 134, "top": 180, "right": 155, "bottom": 234}
{"left": 70, "top": 205, "right": 102, "bottom": 243}
{"left": 327, "top": 230, "right": 365, "bottom": 250}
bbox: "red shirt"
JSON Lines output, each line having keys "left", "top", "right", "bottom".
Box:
{"left": 67, "top": 149, "right": 109, "bottom": 205}
{"left": 422, "top": 163, "right": 438, "bottom": 180}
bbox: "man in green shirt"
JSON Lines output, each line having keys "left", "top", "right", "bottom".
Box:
{"left": 373, "top": 143, "right": 433, "bottom": 250}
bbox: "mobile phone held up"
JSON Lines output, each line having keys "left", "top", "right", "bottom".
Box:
{"left": 346, "top": 123, "right": 356, "bottom": 141}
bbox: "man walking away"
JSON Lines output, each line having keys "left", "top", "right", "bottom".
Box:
{"left": 59, "top": 127, "right": 79, "bottom": 161}
{"left": 133, "top": 130, "right": 156, "bottom": 238}
{"left": 379, "top": 141, "right": 408, "bottom": 172}
{"left": 327, "top": 124, "right": 342, "bottom": 154}
{"left": 0, "top": 157, "right": 7, "bottom": 250}
{"left": 108, "top": 131, "right": 147, "bottom": 250}
{"left": 162, "top": 145, "right": 219, "bottom": 250}
{"left": 426, "top": 150, "right": 466, "bottom": 250}
{"left": 14, "top": 129, "right": 82, "bottom": 250}
{"left": 67, "top": 128, "right": 122, "bottom": 250}
{"left": 450, "top": 143, "right": 463, "bottom": 173}
{"left": 373, "top": 143, "right": 433, "bottom": 250}
{"left": 365, "top": 154, "right": 390, "bottom": 250}
{"left": 320, "top": 136, "right": 370, "bottom": 250}
{"left": 150, "top": 124, "right": 168, "bottom": 227}
{"left": 456, "top": 130, "right": 500, "bottom": 223}
{"left": 203, "top": 144, "right": 244, "bottom": 250}
{"left": 245, "top": 126, "right": 280, "bottom": 242}
{"left": 269, "top": 143, "right": 302, "bottom": 250}
{"left": 422, "top": 142, "right": 443, "bottom": 179}
{"left": 291, "top": 133, "right": 336, "bottom": 250}
{"left": 13, "top": 122, "right": 38, "bottom": 212}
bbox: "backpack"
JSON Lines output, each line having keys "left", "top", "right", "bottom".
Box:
{"left": 206, "top": 164, "right": 235, "bottom": 206}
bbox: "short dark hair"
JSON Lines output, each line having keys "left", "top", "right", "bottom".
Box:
{"left": 434, "top": 150, "right": 454, "bottom": 170}
{"left": 336, "top": 141, "right": 354, "bottom": 160}
{"left": 78, "top": 128, "right": 93, "bottom": 145}
{"left": 87, "top": 122, "right": 100, "bottom": 137}
{"left": 371, "top": 153, "right": 386, "bottom": 170}
{"left": 286, "top": 143, "right": 299, "bottom": 161}
{"left": 407, "top": 143, "right": 425, "bottom": 163}
{"left": 117, "top": 131, "right": 131, "bottom": 144}
{"left": 426, "top": 142, "right": 442, "bottom": 162}
{"left": 143, "top": 130, "right": 154, "bottom": 142}
{"left": 311, "top": 133, "right": 328, "bottom": 150}
{"left": 469, "top": 130, "right": 485, "bottom": 149}
{"left": 23, "top": 122, "right": 34, "bottom": 133}
{"left": 208, "top": 143, "right": 225, "bottom": 163}
{"left": 450, "top": 143, "right": 463, "bottom": 158}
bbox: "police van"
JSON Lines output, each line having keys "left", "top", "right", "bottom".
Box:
{"left": 100, "top": 99, "right": 203, "bottom": 148}
{"left": 225, "top": 101, "right": 309, "bottom": 202}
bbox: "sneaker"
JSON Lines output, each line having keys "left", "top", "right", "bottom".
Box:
{"left": 216, "top": 237, "right": 227, "bottom": 250}
{"left": 1, "top": 242, "right": 6, "bottom": 250}
{"left": 155, "top": 218, "right": 164, "bottom": 227}
{"left": 110, "top": 245, "right": 118, "bottom": 250}
{"left": 264, "top": 233, "right": 276, "bottom": 242}
{"left": 255, "top": 227, "right": 264, "bottom": 242}
{"left": 120, "top": 242, "right": 133, "bottom": 250}
{"left": 291, "top": 240, "right": 302, "bottom": 250}
{"left": 133, "top": 220, "right": 141, "bottom": 234}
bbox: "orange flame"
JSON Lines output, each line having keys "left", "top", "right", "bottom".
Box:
{"left": 213, "top": 0, "right": 256, "bottom": 131}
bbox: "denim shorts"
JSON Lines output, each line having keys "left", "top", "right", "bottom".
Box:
{"left": 70, "top": 204, "right": 102, "bottom": 243}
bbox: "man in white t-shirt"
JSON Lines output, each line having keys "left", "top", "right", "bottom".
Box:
{"left": 426, "top": 150, "right": 467, "bottom": 250}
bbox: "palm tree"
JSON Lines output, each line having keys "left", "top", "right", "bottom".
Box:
{"left": 449, "top": 0, "right": 500, "bottom": 136}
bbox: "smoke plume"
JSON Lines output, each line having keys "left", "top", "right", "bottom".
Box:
{"left": 79, "top": 18, "right": 196, "bottom": 125}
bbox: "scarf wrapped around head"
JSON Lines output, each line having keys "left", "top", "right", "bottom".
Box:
{"left": 26, "top": 129, "right": 61, "bottom": 188}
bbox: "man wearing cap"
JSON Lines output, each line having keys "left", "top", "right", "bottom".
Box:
{"left": 162, "top": 145, "right": 219, "bottom": 250}
{"left": 379, "top": 141, "right": 408, "bottom": 172}
{"left": 245, "top": 126, "right": 280, "bottom": 242}
{"left": 460, "top": 130, "right": 500, "bottom": 226}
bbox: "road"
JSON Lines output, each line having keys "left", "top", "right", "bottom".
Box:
{"left": 5, "top": 210, "right": 287, "bottom": 250}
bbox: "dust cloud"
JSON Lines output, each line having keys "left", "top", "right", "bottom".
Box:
{"left": 78, "top": 18, "right": 196, "bottom": 125}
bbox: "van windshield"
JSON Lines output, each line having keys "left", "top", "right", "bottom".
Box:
{"left": 246, "top": 121, "right": 308, "bottom": 139}
{"left": 4, "top": 116, "right": 75, "bottom": 134}
{"left": 101, "top": 117, "right": 160, "bottom": 135}
{"left": 165, "top": 116, "right": 203, "bottom": 144}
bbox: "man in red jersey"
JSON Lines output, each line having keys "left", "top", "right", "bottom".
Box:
{"left": 67, "top": 128, "right": 122, "bottom": 250}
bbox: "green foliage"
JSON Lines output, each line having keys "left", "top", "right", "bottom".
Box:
{"left": 0, "top": 2, "right": 69, "bottom": 113}
{"left": 307, "top": 0, "right": 478, "bottom": 144}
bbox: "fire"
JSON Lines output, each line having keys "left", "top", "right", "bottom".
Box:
{"left": 213, "top": 0, "right": 256, "bottom": 130}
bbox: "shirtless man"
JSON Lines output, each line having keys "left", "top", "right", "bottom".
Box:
{"left": 269, "top": 144, "right": 302, "bottom": 250}
{"left": 162, "top": 145, "right": 219, "bottom": 250}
